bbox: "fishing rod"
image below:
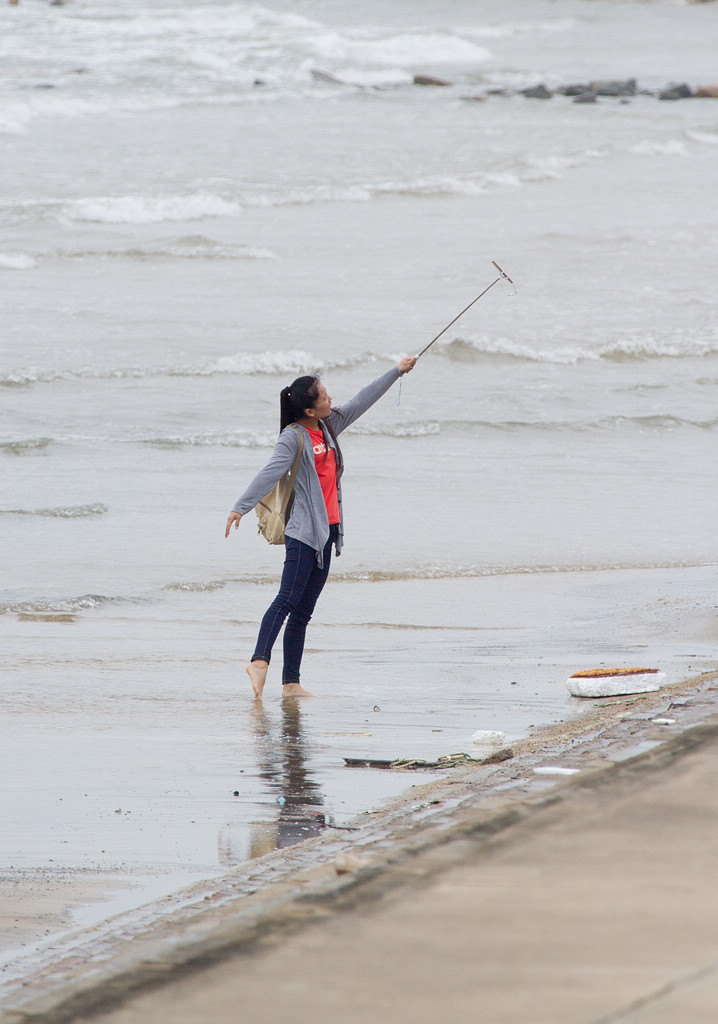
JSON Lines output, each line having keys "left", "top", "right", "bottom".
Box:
{"left": 396, "top": 261, "right": 514, "bottom": 405}
{"left": 415, "top": 260, "right": 515, "bottom": 361}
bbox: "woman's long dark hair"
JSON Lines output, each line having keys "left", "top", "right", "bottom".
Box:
{"left": 280, "top": 376, "right": 319, "bottom": 431}
{"left": 279, "top": 375, "right": 343, "bottom": 474}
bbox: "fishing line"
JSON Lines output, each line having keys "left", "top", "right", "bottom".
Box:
{"left": 397, "top": 260, "right": 515, "bottom": 405}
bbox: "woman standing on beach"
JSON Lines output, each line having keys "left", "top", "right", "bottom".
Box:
{"left": 225, "top": 357, "right": 416, "bottom": 700}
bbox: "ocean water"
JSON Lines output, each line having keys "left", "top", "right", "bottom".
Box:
{"left": 2, "top": 0, "right": 717, "bottom": 946}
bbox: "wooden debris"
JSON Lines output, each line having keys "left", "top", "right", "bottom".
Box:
{"left": 344, "top": 749, "right": 514, "bottom": 770}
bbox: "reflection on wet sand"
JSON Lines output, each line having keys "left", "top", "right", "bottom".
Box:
{"left": 246, "top": 700, "right": 326, "bottom": 859}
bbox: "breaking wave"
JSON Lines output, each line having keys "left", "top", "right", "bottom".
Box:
{"left": 0, "top": 437, "right": 54, "bottom": 453}
{"left": 0, "top": 594, "right": 117, "bottom": 616}
{"left": 5, "top": 332, "right": 717, "bottom": 394}
{"left": 310, "top": 30, "right": 491, "bottom": 67}
{"left": 142, "top": 430, "right": 274, "bottom": 449}
{"left": 147, "top": 421, "right": 442, "bottom": 448}
{"left": 50, "top": 237, "right": 275, "bottom": 262}
{"left": 354, "top": 415, "right": 718, "bottom": 436}
{"left": 150, "top": 413, "right": 718, "bottom": 446}
{"left": 7, "top": 127, "right": 700, "bottom": 227}
{"left": 438, "top": 415, "right": 718, "bottom": 433}
{"left": 0, "top": 252, "right": 37, "bottom": 270}
{"left": 2, "top": 163, "right": 597, "bottom": 228}
{"left": 434, "top": 335, "right": 718, "bottom": 364}
{"left": 62, "top": 192, "right": 242, "bottom": 225}
{"left": 164, "top": 580, "right": 229, "bottom": 593}
{"left": 162, "top": 557, "right": 712, "bottom": 593}
{"left": 349, "top": 421, "right": 441, "bottom": 438}
{"left": 1, "top": 503, "right": 108, "bottom": 518}
{"left": 0, "top": 350, "right": 379, "bottom": 389}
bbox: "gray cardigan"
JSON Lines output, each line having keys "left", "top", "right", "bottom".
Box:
{"left": 232, "top": 366, "right": 401, "bottom": 563}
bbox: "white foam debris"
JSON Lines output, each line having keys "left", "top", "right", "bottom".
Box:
{"left": 471, "top": 730, "right": 506, "bottom": 746}
{"left": 652, "top": 718, "right": 677, "bottom": 726}
{"left": 333, "top": 852, "right": 368, "bottom": 875}
{"left": 567, "top": 668, "right": 665, "bottom": 698}
{"left": 533, "top": 766, "right": 579, "bottom": 776}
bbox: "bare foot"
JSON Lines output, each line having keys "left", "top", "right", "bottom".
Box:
{"left": 246, "top": 660, "right": 268, "bottom": 700}
{"left": 282, "top": 683, "right": 316, "bottom": 698}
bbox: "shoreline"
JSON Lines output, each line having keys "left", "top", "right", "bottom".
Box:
{"left": 2, "top": 667, "right": 717, "bottom": 1023}
{"left": 3, "top": 560, "right": 714, "bottom": 977}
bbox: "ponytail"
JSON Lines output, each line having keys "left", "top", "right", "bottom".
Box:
{"left": 280, "top": 375, "right": 320, "bottom": 431}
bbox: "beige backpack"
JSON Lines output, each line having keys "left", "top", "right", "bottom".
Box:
{"left": 255, "top": 424, "right": 304, "bottom": 544}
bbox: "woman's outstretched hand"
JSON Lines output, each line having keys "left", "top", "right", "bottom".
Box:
{"left": 225, "top": 512, "right": 242, "bottom": 538}
{"left": 397, "top": 355, "right": 417, "bottom": 375}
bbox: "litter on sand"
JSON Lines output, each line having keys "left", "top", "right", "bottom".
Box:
{"left": 533, "top": 766, "right": 580, "bottom": 776}
{"left": 323, "top": 732, "right": 373, "bottom": 737}
{"left": 333, "top": 851, "right": 369, "bottom": 875}
{"left": 471, "top": 730, "right": 507, "bottom": 745}
{"left": 567, "top": 667, "right": 665, "bottom": 698}
{"left": 344, "top": 749, "right": 514, "bottom": 771}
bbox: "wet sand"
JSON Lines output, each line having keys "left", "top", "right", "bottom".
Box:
{"left": 1, "top": 564, "right": 716, "bottom": 986}
{"left": 2, "top": 666, "right": 718, "bottom": 1022}
{"left": 86, "top": 685, "right": 718, "bottom": 1024}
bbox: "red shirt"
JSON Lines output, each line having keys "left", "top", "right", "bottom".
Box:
{"left": 307, "top": 428, "right": 340, "bottom": 524}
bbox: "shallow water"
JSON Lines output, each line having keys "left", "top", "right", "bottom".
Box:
{"left": 1, "top": 0, "right": 717, "bottom": 948}
{"left": 2, "top": 564, "right": 715, "bottom": 946}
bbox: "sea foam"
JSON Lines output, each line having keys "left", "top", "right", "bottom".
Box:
{"left": 63, "top": 192, "right": 242, "bottom": 225}
{"left": 0, "top": 252, "right": 36, "bottom": 270}
{"left": 310, "top": 31, "right": 491, "bottom": 67}
{"left": 0, "top": 350, "right": 379, "bottom": 389}
{"left": 1, "top": 503, "right": 108, "bottom": 518}
{"left": 434, "top": 335, "right": 718, "bottom": 365}
{"left": 0, "top": 594, "right": 114, "bottom": 616}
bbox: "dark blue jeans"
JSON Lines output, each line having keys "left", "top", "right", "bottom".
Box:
{"left": 251, "top": 525, "right": 338, "bottom": 685}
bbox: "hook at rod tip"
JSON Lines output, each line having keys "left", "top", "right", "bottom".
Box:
{"left": 491, "top": 259, "right": 514, "bottom": 285}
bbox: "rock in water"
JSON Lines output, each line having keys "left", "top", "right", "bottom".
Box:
{"left": 567, "top": 667, "right": 665, "bottom": 698}
{"left": 521, "top": 84, "right": 553, "bottom": 99}
{"left": 695, "top": 84, "right": 718, "bottom": 97}
{"left": 589, "top": 79, "right": 637, "bottom": 96}
{"left": 558, "top": 83, "right": 592, "bottom": 96}
{"left": 659, "top": 83, "right": 693, "bottom": 100}
{"left": 311, "top": 68, "right": 348, "bottom": 85}
{"left": 413, "top": 74, "right": 452, "bottom": 87}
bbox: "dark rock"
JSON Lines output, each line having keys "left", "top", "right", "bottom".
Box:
{"left": 460, "top": 94, "right": 487, "bottom": 102}
{"left": 659, "top": 82, "right": 693, "bottom": 100}
{"left": 486, "top": 88, "right": 512, "bottom": 96}
{"left": 311, "top": 68, "right": 346, "bottom": 85}
{"left": 521, "top": 84, "right": 553, "bottom": 99}
{"left": 413, "top": 74, "right": 452, "bottom": 87}
{"left": 573, "top": 92, "right": 597, "bottom": 104}
{"left": 589, "top": 78, "right": 637, "bottom": 96}
{"left": 558, "top": 83, "right": 592, "bottom": 96}
{"left": 480, "top": 747, "right": 514, "bottom": 766}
